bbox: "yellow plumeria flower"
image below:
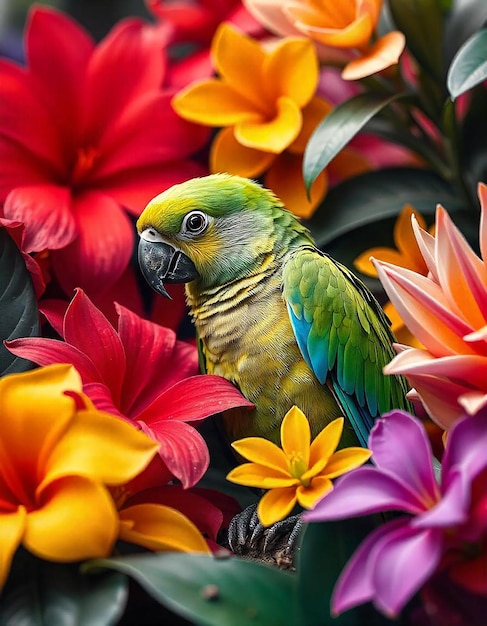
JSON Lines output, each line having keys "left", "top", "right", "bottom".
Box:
{"left": 0, "top": 364, "right": 208, "bottom": 588}
{"left": 226, "top": 406, "right": 371, "bottom": 526}
{"left": 173, "top": 23, "right": 340, "bottom": 217}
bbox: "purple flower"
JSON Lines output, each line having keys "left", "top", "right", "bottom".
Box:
{"left": 304, "top": 410, "right": 487, "bottom": 617}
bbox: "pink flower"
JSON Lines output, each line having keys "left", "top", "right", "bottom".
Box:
{"left": 0, "top": 6, "right": 208, "bottom": 298}
{"left": 305, "top": 410, "right": 487, "bottom": 617}
{"left": 6, "top": 289, "right": 253, "bottom": 488}
{"left": 373, "top": 183, "right": 487, "bottom": 428}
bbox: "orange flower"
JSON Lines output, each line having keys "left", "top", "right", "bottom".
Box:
{"left": 355, "top": 205, "right": 431, "bottom": 350}
{"left": 244, "top": 0, "right": 405, "bottom": 80}
{"left": 173, "top": 23, "right": 342, "bottom": 217}
{"left": 0, "top": 364, "right": 209, "bottom": 587}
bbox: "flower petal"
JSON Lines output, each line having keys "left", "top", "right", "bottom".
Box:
{"left": 212, "top": 24, "right": 267, "bottom": 107}
{"left": 257, "top": 486, "right": 297, "bottom": 526}
{"left": 370, "top": 524, "right": 443, "bottom": 616}
{"left": 289, "top": 11, "right": 374, "bottom": 48}
{"left": 297, "top": 476, "right": 333, "bottom": 509}
{"left": 231, "top": 437, "right": 289, "bottom": 474}
{"left": 210, "top": 127, "right": 275, "bottom": 177}
{"left": 395, "top": 205, "right": 428, "bottom": 272}
{"left": 435, "top": 205, "right": 487, "bottom": 326}
{"left": 62, "top": 290, "right": 126, "bottom": 402}
{"left": 442, "top": 412, "right": 487, "bottom": 481}
{"left": 374, "top": 260, "right": 476, "bottom": 356}
{"left": 305, "top": 466, "right": 427, "bottom": 522}
{"left": 265, "top": 152, "right": 326, "bottom": 218}
{"left": 0, "top": 365, "right": 81, "bottom": 502}
{"left": 369, "top": 411, "right": 439, "bottom": 502}
{"left": 142, "top": 420, "right": 209, "bottom": 489}
{"left": 119, "top": 503, "right": 210, "bottom": 553}
{"left": 479, "top": 182, "right": 487, "bottom": 262}
{"left": 140, "top": 375, "right": 253, "bottom": 424}
{"left": 227, "top": 463, "right": 298, "bottom": 488}
{"left": 235, "top": 96, "right": 302, "bottom": 153}
{"left": 263, "top": 37, "right": 318, "bottom": 107}
{"left": 6, "top": 337, "right": 102, "bottom": 384}
{"left": 25, "top": 476, "right": 118, "bottom": 562}
{"left": 413, "top": 468, "right": 469, "bottom": 529}
{"left": 50, "top": 192, "right": 134, "bottom": 296}
{"left": 0, "top": 507, "right": 26, "bottom": 588}
{"left": 318, "top": 447, "right": 372, "bottom": 480}
{"left": 173, "top": 79, "right": 262, "bottom": 126}
{"left": 42, "top": 408, "right": 158, "bottom": 488}
{"left": 3, "top": 186, "right": 76, "bottom": 252}
{"left": 281, "top": 406, "right": 311, "bottom": 466}
{"left": 342, "top": 31, "right": 405, "bottom": 80}
{"left": 307, "top": 417, "right": 344, "bottom": 475}
{"left": 331, "top": 519, "right": 407, "bottom": 615}
{"left": 82, "top": 19, "right": 166, "bottom": 137}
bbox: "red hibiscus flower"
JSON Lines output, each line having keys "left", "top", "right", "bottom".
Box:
{"left": 7, "top": 289, "right": 253, "bottom": 488}
{"left": 0, "top": 6, "right": 209, "bottom": 298}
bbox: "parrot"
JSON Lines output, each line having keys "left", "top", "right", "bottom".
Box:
{"left": 137, "top": 173, "right": 411, "bottom": 450}
{"left": 136, "top": 174, "right": 412, "bottom": 552}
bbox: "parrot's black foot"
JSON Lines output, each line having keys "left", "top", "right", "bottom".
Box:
{"left": 226, "top": 504, "right": 303, "bottom": 568}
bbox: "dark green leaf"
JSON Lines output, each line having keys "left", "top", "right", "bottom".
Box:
{"left": 296, "top": 518, "right": 392, "bottom": 626}
{"left": 0, "top": 228, "right": 39, "bottom": 376}
{"left": 303, "top": 93, "right": 404, "bottom": 191}
{"left": 0, "top": 550, "right": 128, "bottom": 626}
{"left": 305, "top": 168, "right": 465, "bottom": 249}
{"left": 443, "top": 0, "right": 487, "bottom": 68}
{"left": 389, "top": 0, "right": 444, "bottom": 80}
{"left": 447, "top": 28, "right": 487, "bottom": 99}
{"left": 87, "top": 553, "right": 296, "bottom": 626}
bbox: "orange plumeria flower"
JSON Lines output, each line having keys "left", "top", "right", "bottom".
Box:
{"left": 227, "top": 406, "right": 371, "bottom": 526}
{"left": 243, "top": 0, "right": 405, "bottom": 80}
{"left": 173, "top": 23, "right": 370, "bottom": 217}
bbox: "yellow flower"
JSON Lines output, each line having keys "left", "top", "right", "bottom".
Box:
{"left": 173, "top": 23, "right": 349, "bottom": 218}
{"left": 0, "top": 364, "right": 208, "bottom": 587}
{"left": 226, "top": 406, "right": 371, "bottom": 526}
{"left": 354, "top": 205, "right": 431, "bottom": 350}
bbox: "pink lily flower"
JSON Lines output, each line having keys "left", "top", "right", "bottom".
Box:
{"left": 6, "top": 289, "right": 253, "bottom": 489}
{"left": 373, "top": 183, "right": 487, "bottom": 428}
{"left": 305, "top": 410, "right": 487, "bottom": 617}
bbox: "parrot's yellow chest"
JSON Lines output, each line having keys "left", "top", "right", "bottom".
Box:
{"left": 186, "top": 270, "right": 341, "bottom": 445}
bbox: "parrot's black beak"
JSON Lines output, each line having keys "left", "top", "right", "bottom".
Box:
{"left": 138, "top": 238, "right": 199, "bottom": 299}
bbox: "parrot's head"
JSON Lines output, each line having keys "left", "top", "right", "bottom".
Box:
{"left": 137, "top": 173, "right": 309, "bottom": 296}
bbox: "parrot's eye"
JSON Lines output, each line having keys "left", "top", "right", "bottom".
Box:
{"left": 182, "top": 211, "right": 209, "bottom": 236}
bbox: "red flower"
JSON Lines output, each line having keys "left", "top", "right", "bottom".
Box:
{"left": 7, "top": 289, "right": 253, "bottom": 488}
{"left": 0, "top": 6, "right": 209, "bottom": 297}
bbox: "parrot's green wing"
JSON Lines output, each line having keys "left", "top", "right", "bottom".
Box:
{"left": 282, "top": 246, "right": 411, "bottom": 446}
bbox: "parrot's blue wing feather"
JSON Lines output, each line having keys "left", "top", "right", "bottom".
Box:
{"left": 283, "top": 247, "right": 411, "bottom": 445}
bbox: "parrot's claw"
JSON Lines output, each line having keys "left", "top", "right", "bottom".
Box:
{"left": 227, "top": 504, "right": 303, "bottom": 565}
{"left": 227, "top": 503, "right": 261, "bottom": 553}
{"left": 263, "top": 514, "right": 302, "bottom": 552}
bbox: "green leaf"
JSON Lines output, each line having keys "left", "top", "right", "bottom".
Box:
{"left": 303, "top": 93, "right": 405, "bottom": 192}
{"left": 0, "top": 550, "right": 128, "bottom": 626}
{"left": 305, "top": 168, "right": 465, "bottom": 249}
{"left": 389, "top": 0, "right": 444, "bottom": 80}
{"left": 447, "top": 28, "right": 487, "bottom": 99}
{"left": 0, "top": 228, "right": 40, "bottom": 376}
{"left": 296, "top": 518, "right": 392, "bottom": 626}
{"left": 87, "top": 553, "right": 296, "bottom": 626}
